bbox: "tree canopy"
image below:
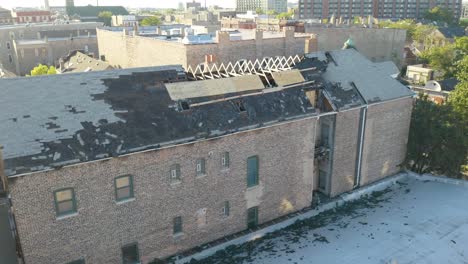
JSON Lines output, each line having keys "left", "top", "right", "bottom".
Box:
{"left": 98, "top": 11, "right": 113, "bottom": 26}
{"left": 255, "top": 8, "right": 264, "bottom": 15}
{"left": 378, "top": 19, "right": 436, "bottom": 42}
{"left": 276, "top": 10, "right": 295, "bottom": 20}
{"left": 29, "top": 64, "right": 57, "bottom": 76}
{"left": 419, "top": 36, "right": 468, "bottom": 79}
{"left": 141, "top": 16, "right": 161, "bottom": 26}
{"left": 424, "top": 6, "right": 453, "bottom": 25}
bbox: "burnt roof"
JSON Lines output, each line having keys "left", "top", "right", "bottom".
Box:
{"left": 0, "top": 66, "right": 322, "bottom": 177}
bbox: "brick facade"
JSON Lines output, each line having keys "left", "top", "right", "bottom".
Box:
{"left": 9, "top": 117, "right": 317, "bottom": 263}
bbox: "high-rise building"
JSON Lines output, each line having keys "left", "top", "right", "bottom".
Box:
{"left": 298, "top": 0, "right": 463, "bottom": 20}
{"left": 462, "top": 2, "right": 468, "bottom": 18}
{"left": 44, "top": 0, "right": 49, "bottom": 10}
{"left": 236, "top": 0, "right": 288, "bottom": 14}
{"left": 66, "top": 0, "right": 75, "bottom": 8}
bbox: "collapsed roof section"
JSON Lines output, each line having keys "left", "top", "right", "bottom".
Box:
{"left": 0, "top": 49, "right": 413, "bottom": 177}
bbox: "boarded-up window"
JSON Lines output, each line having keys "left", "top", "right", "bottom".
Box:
{"left": 173, "top": 216, "right": 183, "bottom": 234}
{"left": 170, "top": 164, "right": 181, "bottom": 183}
{"left": 196, "top": 158, "right": 206, "bottom": 176}
{"left": 221, "top": 152, "right": 230, "bottom": 168}
{"left": 196, "top": 208, "right": 207, "bottom": 227}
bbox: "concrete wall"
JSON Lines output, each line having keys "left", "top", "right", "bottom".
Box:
{"left": 97, "top": 28, "right": 187, "bottom": 69}
{"left": 304, "top": 27, "right": 406, "bottom": 66}
{"left": 360, "top": 97, "right": 413, "bottom": 185}
{"left": 8, "top": 117, "right": 317, "bottom": 264}
{"left": 329, "top": 108, "right": 361, "bottom": 197}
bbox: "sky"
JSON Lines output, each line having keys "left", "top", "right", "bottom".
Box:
{"left": 0, "top": 0, "right": 238, "bottom": 9}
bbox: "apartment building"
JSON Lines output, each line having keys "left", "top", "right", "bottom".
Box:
{"left": 11, "top": 9, "right": 52, "bottom": 23}
{"left": 236, "top": 0, "right": 288, "bottom": 13}
{"left": 0, "top": 22, "right": 101, "bottom": 76}
{"left": 299, "top": 0, "right": 463, "bottom": 20}
{"left": 0, "top": 7, "right": 14, "bottom": 25}
{"left": 0, "top": 49, "right": 413, "bottom": 263}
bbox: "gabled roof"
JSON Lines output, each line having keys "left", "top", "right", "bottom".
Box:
{"left": 436, "top": 27, "right": 466, "bottom": 39}
{"left": 0, "top": 65, "right": 322, "bottom": 177}
{"left": 60, "top": 51, "right": 113, "bottom": 73}
{"left": 307, "top": 49, "right": 414, "bottom": 104}
{"left": 438, "top": 78, "right": 459, "bottom": 92}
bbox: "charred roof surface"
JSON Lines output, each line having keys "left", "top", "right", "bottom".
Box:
{"left": 0, "top": 66, "right": 322, "bottom": 177}
{"left": 0, "top": 50, "right": 414, "bottom": 177}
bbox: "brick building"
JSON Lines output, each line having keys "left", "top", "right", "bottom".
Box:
{"left": 236, "top": 0, "right": 288, "bottom": 13}
{"left": 299, "top": 0, "right": 463, "bottom": 20}
{"left": 0, "top": 7, "right": 14, "bottom": 25}
{"left": 11, "top": 10, "right": 52, "bottom": 23}
{"left": 0, "top": 22, "right": 101, "bottom": 76}
{"left": 97, "top": 27, "right": 318, "bottom": 70}
{"left": 0, "top": 49, "right": 413, "bottom": 263}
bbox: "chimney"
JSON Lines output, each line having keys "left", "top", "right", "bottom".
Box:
{"left": 305, "top": 34, "right": 318, "bottom": 53}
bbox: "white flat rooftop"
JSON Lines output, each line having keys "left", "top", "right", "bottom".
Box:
{"left": 185, "top": 174, "right": 468, "bottom": 263}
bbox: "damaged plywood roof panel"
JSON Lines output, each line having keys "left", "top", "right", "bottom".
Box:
{"left": 272, "top": 69, "right": 306, "bottom": 87}
{"left": 166, "top": 75, "right": 265, "bottom": 100}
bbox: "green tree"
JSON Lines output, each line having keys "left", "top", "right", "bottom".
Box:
{"left": 255, "top": 8, "right": 264, "bottom": 15}
{"left": 406, "top": 95, "right": 467, "bottom": 177}
{"left": 141, "top": 16, "right": 161, "bottom": 26}
{"left": 276, "top": 10, "right": 295, "bottom": 20}
{"left": 266, "top": 10, "right": 278, "bottom": 16}
{"left": 98, "top": 11, "right": 113, "bottom": 26}
{"left": 419, "top": 44, "right": 457, "bottom": 78}
{"left": 29, "top": 64, "right": 57, "bottom": 76}
{"left": 424, "top": 6, "right": 453, "bottom": 25}
{"left": 449, "top": 56, "right": 468, "bottom": 122}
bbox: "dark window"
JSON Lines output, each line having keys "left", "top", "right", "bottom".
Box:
{"left": 115, "top": 175, "right": 134, "bottom": 202}
{"left": 173, "top": 216, "right": 183, "bottom": 234}
{"left": 67, "top": 259, "right": 85, "bottom": 264}
{"left": 6, "top": 42, "right": 10, "bottom": 49}
{"left": 8, "top": 54, "right": 12, "bottom": 63}
{"left": 247, "top": 206, "right": 258, "bottom": 229}
{"left": 319, "top": 170, "right": 327, "bottom": 190}
{"left": 235, "top": 100, "right": 246, "bottom": 112}
{"left": 121, "top": 243, "right": 139, "bottom": 264}
{"left": 223, "top": 201, "right": 230, "bottom": 217}
{"left": 247, "top": 156, "right": 259, "bottom": 187}
{"left": 196, "top": 158, "right": 206, "bottom": 176}
{"left": 221, "top": 152, "right": 230, "bottom": 168}
{"left": 54, "top": 188, "right": 77, "bottom": 217}
{"left": 170, "top": 164, "right": 181, "bottom": 183}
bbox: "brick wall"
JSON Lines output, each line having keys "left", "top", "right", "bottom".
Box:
{"left": 8, "top": 117, "right": 317, "bottom": 263}
{"left": 97, "top": 29, "right": 187, "bottom": 69}
{"left": 360, "top": 97, "right": 413, "bottom": 185}
{"left": 329, "top": 108, "right": 361, "bottom": 196}
{"left": 304, "top": 27, "right": 406, "bottom": 66}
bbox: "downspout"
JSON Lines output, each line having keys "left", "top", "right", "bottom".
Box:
{"left": 354, "top": 104, "right": 367, "bottom": 189}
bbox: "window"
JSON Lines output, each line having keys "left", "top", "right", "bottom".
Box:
{"left": 196, "top": 158, "right": 206, "bottom": 176}
{"left": 247, "top": 156, "right": 259, "bottom": 187}
{"left": 170, "top": 164, "right": 181, "bottom": 183}
{"left": 34, "top": 48, "right": 39, "bottom": 57}
{"left": 115, "top": 175, "right": 134, "bottom": 202}
{"left": 223, "top": 201, "right": 230, "bottom": 217}
{"left": 221, "top": 152, "right": 230, "bottom": 169}
{"left": 54, "top": 188, "right": 77, "bottom": 217}
{"left": 67, "top": 259, "right": 85, "bottom": 264}
{"left": 121, "top": 243, "right": 139, "bottom": 264}
{"left": 247, "top": 206, "right": 258, "bottom": 229}
{"left": 6, "top": 42, "right": 10, "bottom": 49}
{"left": 173, "top": 216, "right": 183, "bottom": 234}
{"left": 318, "top": 170, "right": 327, "bottom": 190}
{"left": 8, "top": 54, "right": 12, "bottom": 64}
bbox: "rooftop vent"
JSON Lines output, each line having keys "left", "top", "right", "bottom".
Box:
{"left": 179, "top": 100, "right": 190, "bottom": 111}
{"left": 235, "top": 100, "right": 246, "bottom": 112}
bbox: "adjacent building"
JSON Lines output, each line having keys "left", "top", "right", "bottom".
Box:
{"left": 298, "top": 0, "right": 463, "bottom": 20}
{"left": 0, "top": 22, "right": 101, "bottom": 76}
{"left": 0, "top": 7, "right": 14, "bottom": 25}
{"left": 97, "top": 27, "right": 318, "bottom": 70}
{"left": 58, "top": 50, "right": 113, "bottom": 73}
{"left": 304, "top": 26, "right": 406, "bottom": 65}
{"left": 11, "top": 9, "right": 52, "bottom": 23}
{"left": 66, "top": 5, "right": 128, "bottom": 22}
{"left": 0, "top": 48, "right": 414, "bottom": 263}
{"left": 463, "top": 2, "right": 468, "bottom": 18}
{"left": 236, "top": 0, "right": 288, "bottom": 13}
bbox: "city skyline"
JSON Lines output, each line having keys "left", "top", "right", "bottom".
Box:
{"left": 0, "top": 0, "right": 238, "bottom": 9}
